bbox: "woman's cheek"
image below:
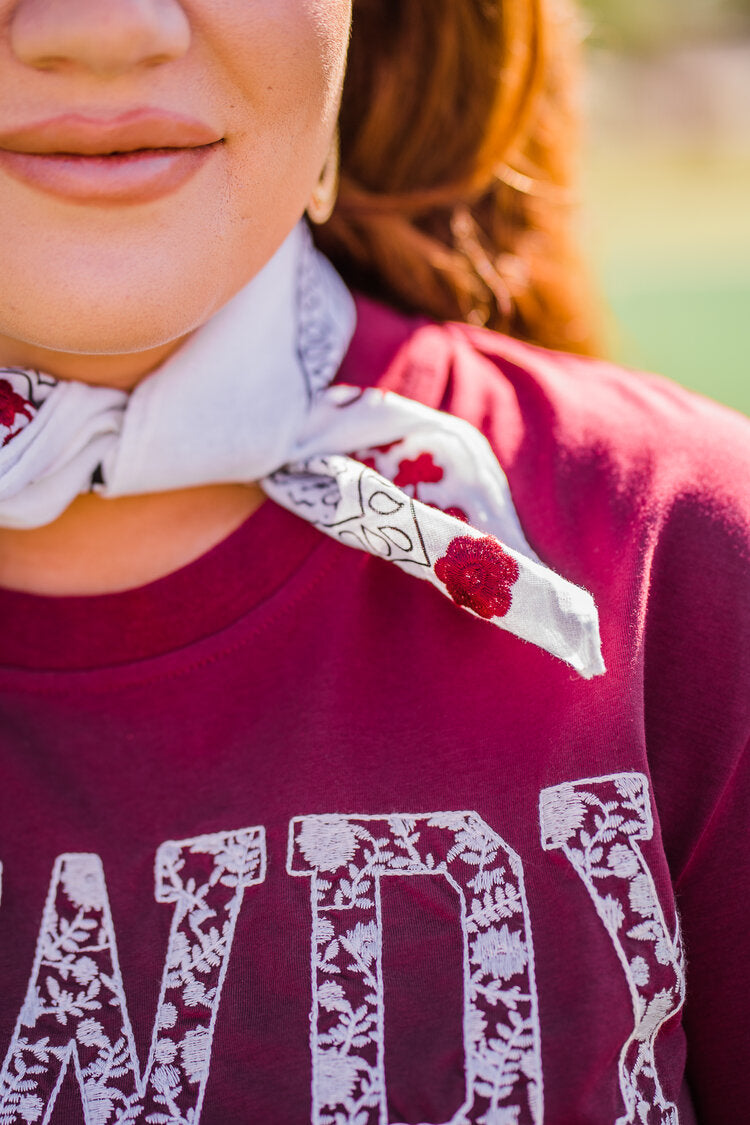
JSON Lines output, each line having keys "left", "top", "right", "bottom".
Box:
{"left": 203, "top": 0, "right": 351, "bottom": 105}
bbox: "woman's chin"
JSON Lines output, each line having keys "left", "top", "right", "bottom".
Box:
{"left": 0, "top": 302, "right": 213, "bottom": 385}
{"left": 0, "top": 212, "right": 301, "bottom": 380}
{"left": 3, "top": 313, "right": 191, "bottom": 356}
{"left": 0, "top": 263, "right": 232, "bottom": 379}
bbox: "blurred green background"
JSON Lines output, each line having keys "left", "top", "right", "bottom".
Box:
{"left": 579, "top": 0, "right": 750, "bottom": 415}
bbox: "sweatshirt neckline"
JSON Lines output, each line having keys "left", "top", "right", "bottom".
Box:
{"left": 0, "top": 295, "right": 450, "bottom": 672}
{"left": 0, "top": 499, "right": 323, "bottom": 671}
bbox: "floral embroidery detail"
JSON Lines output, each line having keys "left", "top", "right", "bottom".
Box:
{"left": 435, "top": 536, "right": 519, "bottom": 619}
{"left": 0, "top": 829, "right": 265, "bottom": 1125}
{"left": 288, "top": 811, "right": 543, "bottom": 1125}
{"left": 394, "top": 453, "right": 444, "bottom": 499}
{"left": 263, "top": 380, "right": 604, "bottom": 677}
{"left": 297, "top": 817, "right": 360, "bottom": 872}
{"left": 539, "top": 774, "right": 685, "bottom": 1125}
{"left": 0, "top": 379, "right": 35, "bottom": 447}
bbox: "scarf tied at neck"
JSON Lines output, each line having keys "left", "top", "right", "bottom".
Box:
{"left": 0, "top": 223, "right": 605, "bottom": 679}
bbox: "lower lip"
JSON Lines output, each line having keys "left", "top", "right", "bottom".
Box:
{"left": 0, "top": 144, "right": 220, "bottom": 204}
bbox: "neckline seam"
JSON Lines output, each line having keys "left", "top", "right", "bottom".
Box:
{"left": 0, "top": 534, "right": 344, "bottom": 691}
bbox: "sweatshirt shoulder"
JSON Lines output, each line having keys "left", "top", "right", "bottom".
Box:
{"left": 446, "top": 320, "right": 750, "bottom": 772}
{"left": 445, "top": 319, "right": 750, "bottom": 505}
{"left": 344, "top": 296, "right": 750, "bottom": 534}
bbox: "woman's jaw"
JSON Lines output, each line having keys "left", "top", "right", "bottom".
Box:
{"left": 0, "top": 0, "right": 352, "bottom": 389}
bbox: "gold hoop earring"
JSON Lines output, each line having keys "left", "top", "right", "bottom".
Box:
{"left": 306, "top": 127, "right": 339, "bottom": 225}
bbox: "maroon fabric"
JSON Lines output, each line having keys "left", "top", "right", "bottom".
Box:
{"left": 0, "top": 296, "right": 747, "bottom": 1124}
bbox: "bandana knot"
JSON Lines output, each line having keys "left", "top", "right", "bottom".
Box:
{"left": 0, "top": 223, "right": 604, "bottom": 679}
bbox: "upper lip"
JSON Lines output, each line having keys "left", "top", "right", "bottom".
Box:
{"left": 0, "top": 110, "right": 222, "bottom": 155}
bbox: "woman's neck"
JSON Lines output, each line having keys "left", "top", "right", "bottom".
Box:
{"left": 0, "top": 334, "right": 267, "bottom": 595}
{"left": 0, "top": 331, "right": 185, "bottom": 390}
{"left": 0, "top": 485, "right": 265, "bottom": 596}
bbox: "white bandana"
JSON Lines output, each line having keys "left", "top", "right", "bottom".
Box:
{"left": 0, "top": 222, "right": 604, "bottom": 678}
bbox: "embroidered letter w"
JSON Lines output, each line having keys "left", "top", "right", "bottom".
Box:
{"left": 0, "top": 829, "right": 265, "bottom": 1125}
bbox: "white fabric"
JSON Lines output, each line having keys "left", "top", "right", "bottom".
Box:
{"left": 0, "top": 222, "right": 605, "bottom": 678}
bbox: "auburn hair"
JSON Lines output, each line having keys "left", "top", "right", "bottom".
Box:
{"left": 313, "top": 0, "right": 601, "bottom": 355}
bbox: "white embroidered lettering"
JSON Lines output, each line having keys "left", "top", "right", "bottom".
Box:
{"left": 288, "top": 812, "right": 543, "bottom": 1125}
{"left": 539, "top": 773, "right": 684, "bottom": 1125}
{"left": 0, "top": 829, "right": 265, "bottom": 1125}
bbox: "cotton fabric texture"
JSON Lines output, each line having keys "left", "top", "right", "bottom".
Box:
{"left": 0, "top": 298, "right": 748, "bottom": 1125}
{"left": 0, "top": 224, "right": 602, "bottom": 678}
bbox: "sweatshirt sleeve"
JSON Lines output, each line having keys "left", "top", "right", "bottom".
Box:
{"left": 636, "top": 391, "right": 750, "bottom": 1122}
{"left": 675, "top": 734, "right": 750, "bottom": 1121}
{"left": 441, "top": 322, "right": 750, "bottom": 1118}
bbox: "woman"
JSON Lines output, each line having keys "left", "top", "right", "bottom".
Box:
{"left": 0, "top": 2, "right": 746, "bottom": 1123}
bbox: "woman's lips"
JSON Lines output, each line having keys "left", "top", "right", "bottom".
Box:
{"left": 0, "top": 143, "right": 222, "bottom": 204}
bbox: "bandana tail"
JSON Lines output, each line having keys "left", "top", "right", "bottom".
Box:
{"left": 263, "top": 456, "right": 606, "bottom": 679}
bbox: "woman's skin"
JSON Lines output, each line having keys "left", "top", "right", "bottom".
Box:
{"left": 0, "top": 0, "right": 351, "bottom": 594}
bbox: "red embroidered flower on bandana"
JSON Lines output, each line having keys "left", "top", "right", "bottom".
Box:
{"left": 435, "top": 535, "right": 520, "bottom": 619}
{"left": 394, "top": 452, "right": 444, "bottom": 491}
{"left": 0, "top": 379, "right": 35, "bottom": 446}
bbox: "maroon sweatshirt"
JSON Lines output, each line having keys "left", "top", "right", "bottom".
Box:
{"left": 0, "top": 297, "right": 747, "bottom": 1125}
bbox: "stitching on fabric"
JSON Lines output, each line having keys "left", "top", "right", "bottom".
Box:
{"left": 540, "top": 772, "right": 684, "bottom": 1125}
{"left": 287, "top": 811, "right": 543, "bottom": 1125}
{"left": 0, "top": 536, "right": 343, "bottom": 697}
{"left": 0, "top": 829, "right": 265, "bottom": 1124}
